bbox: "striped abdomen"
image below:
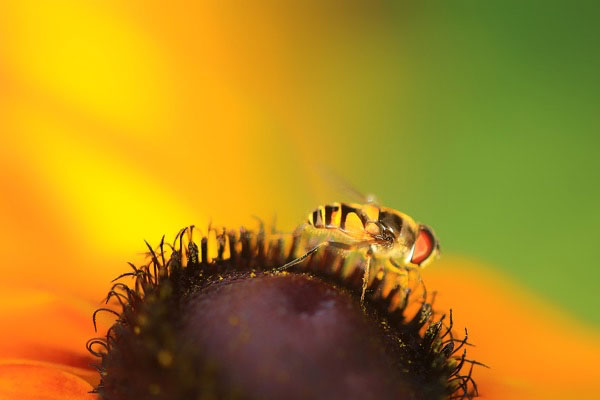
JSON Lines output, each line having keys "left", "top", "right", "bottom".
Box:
{"left": 307, "top": 202, "right": 384, "bottom": 230}
{"left": 307, "top": 202, "right": 408, "bottom": 241}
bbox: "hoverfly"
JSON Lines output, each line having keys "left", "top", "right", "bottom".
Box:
{"left": 278, "top": 202, "right": 440, "bottom": 302}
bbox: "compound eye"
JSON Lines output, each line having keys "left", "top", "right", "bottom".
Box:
{"left": 410, "top": 226, "right": 437, "bottom": 266}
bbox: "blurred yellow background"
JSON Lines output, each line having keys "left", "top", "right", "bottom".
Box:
{"left": 1, "top": 0, "right": 599, "bottom": 331}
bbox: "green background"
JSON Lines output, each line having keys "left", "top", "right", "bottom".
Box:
{"left": 262, "top": 2, "right": 599, "bottom": 326}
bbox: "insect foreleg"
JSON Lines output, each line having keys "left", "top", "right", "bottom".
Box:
{"left": 389, "top": 258, "right": 411, "bottom": 274}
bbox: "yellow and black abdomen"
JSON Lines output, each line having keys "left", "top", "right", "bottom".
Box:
{"left": 307, "top": 202, "right": 381, "bottom": 234}
{"left": 308, "top": 202, "right": 340, "bottom": 228}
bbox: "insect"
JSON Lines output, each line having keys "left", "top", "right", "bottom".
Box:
{"left": 279, "top": 202, "right": 440, "bottom": 302}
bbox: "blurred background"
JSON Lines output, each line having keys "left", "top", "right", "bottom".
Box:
{"left": 0, "top": 0, "right": 598, "bottom": 335}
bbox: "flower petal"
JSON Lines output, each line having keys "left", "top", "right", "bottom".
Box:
{"left": 424, "top": 258, "right": 600, "bottom": 400}
{"left": 0, "top": 287, "right": 112, "bottom": 384}
{"left": 0, "top": 361, "right": 97, "bottom": 400}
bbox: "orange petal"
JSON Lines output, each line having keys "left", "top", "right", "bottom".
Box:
{"left": 0, "top": 361, "right": 97, "bottom": 400}
{"left": 0, "top": 359, "right": 98, "bottom": 388}
{"left": 0, "top": 287, "right": 113, "bottom": 384}
{"left": 424, "top": 258, "right": 600, "bottom": 400}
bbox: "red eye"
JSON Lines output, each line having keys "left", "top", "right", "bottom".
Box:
{"left": 411, "top": 226, "right": 436, "bottom": 265}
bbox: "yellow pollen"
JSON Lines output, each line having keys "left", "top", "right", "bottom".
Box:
{"left": 148, "top": 383, "right": 161, "bottom": 395}
{"left": 157, "top": 350, "right": 173, "bottom": 367}
{"left": 137, "top": 314, "right": 149, "bottom": 326}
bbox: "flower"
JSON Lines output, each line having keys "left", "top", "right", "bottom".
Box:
{"left": 1, "top": 2, "right": 599, "bottom": 398}
{"left": 1, "top": 249, "right": 599, "bottom": 398}
{"left": 424, "top": 259, "right": 600, "bottom": 399}
{"left": 0, "top": 288, "right": 99, "bottom": 399}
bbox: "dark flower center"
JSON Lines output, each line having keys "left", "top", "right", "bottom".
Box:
{"left": 87, "top": 226, "right": 479, "bottom": 400}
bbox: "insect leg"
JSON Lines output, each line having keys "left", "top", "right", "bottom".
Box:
{"left": 276, "top": 241, "right": 355, "bottom": 271}
{"left": 389, "top": 258, "right": 424, "bottom": 295}
{"left": 360, "top": 250, "right": 373, "bottom": 304}
{"left": 276, "top": 242, "right": 328, "bottom": 271}
{"left": 389, "top": 258, "right": 410, "bottom": 274}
